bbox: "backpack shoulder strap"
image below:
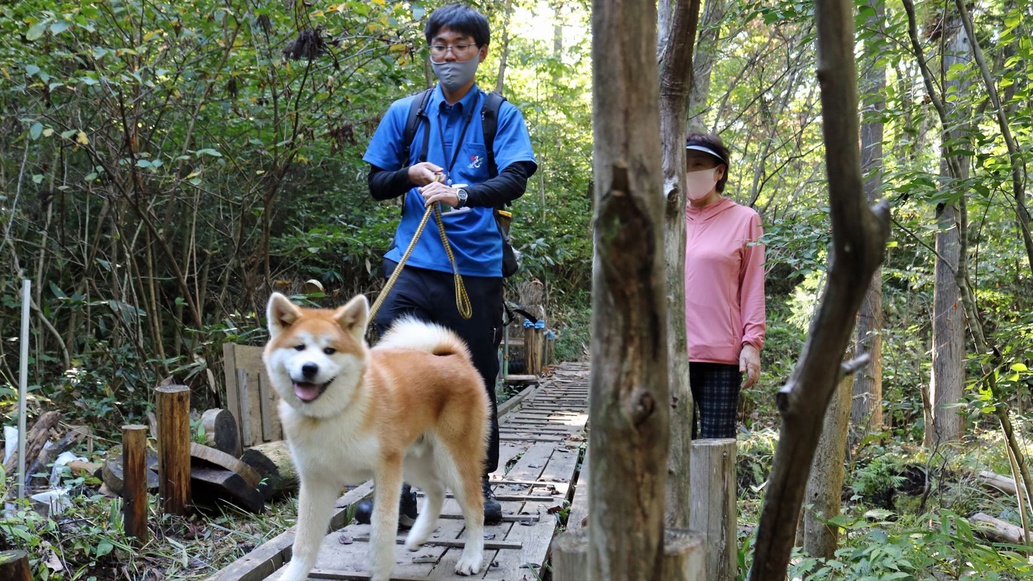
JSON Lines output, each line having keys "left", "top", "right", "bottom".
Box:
{"left": 481, "top": 91, "right": 506, "bottom": 179}
{"left": 402, "top": 88, "right": 434, "bottom": 164}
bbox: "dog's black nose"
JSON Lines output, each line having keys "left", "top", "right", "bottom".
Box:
{"left": 302, "top": 363, "right": 318, "bottom": 379}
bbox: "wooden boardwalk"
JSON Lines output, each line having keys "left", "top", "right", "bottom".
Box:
{"left": 211, "top": 361, "right": 590, "bottom": 581}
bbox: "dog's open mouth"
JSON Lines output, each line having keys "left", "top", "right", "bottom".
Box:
{"left": 293, "top": 380, "right": 332, "bottom": 403}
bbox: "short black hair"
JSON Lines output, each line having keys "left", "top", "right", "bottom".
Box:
{"left": 685, "top": 132, "right": 730, "bottom": 193}
{"left": 425, "top": 3, "right": 490, "bottom": 47}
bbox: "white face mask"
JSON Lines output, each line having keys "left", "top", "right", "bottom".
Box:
{"left": 685, "top": 168, "right": 720, "bottom": 201}
{"left": 431, "top": 57, "right": 480, "bottom": 93}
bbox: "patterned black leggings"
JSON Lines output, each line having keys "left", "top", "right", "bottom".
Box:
{"left": 690, "top": 362, "right": 742, "bottom": 439}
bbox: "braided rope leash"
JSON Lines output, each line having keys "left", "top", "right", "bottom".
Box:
{"left": 432, "top": 205, "right": 473, "bottom": 319}
{"left": 368, "top": 203, "right": 472, "bottom": 324}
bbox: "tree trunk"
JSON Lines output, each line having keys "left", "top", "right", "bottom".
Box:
{"left": 929, "top": 201, "right": 965, "bottom": 447}
{"left": 748, "top": 0, "right": 891, "bottom": 577}
{"left": 802, "top": 372, "right": 852, "bottom": 560}
{"left": 851, "top": 0, "right": 886, "bottom": 445}
{"left": 658, "top": 0, "right": 701, "bottom": 530}
{"left": 493, "top": 0, "right": 515, "bottom": 93}
{"left": 952, "top": 0, "right": 1033, "bottom": 276}
{"left": 586, "top": 0, "right": 669, "bottom": 577}
{"left": 686, "top": 0, "right": 723, "bottom": 132}
{"left": 928, "top": 17, "right": 970, "bottom": 448}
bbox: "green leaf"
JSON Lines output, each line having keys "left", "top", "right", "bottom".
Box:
{"left": 26, "top": 21, "right": 48, "bottom": 41}
{"left": 26, "top": 64, "right": 40, "bottom": 77}
{"left": 30, "top": 122, "right": 43, "bottom": 140}
{"left": 50, "top": 21, "right": 71, "bottom": 35}
{"left": 96, "top": 540, "right": 113, "bottom": 557}
{"left": 1011, "top": 363, "right": 1028, "bottom": 372}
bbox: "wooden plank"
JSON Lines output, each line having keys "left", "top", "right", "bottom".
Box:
{"left": 496, "top": 382, "right": 540, "bottom": 417}
{"left": 489, "top": 505, "right": 556, "bottom": 579}
{"left": 222, "top": 343, "right": 242, "bottom": 445}
{"left": 237, "top": 369, "right": 253, "bottom": 447}
{"left": 350, "top": 536, "right": 523, "bottom": 551}
{"left": 258, "top": 372, "right": 282, "bottom": 442}
{"left": 566, "top": 447, "right": 589, "bottom": 532}
{"left": 234, "top": 345, "right": 268, "bottom": 445}
{"left": 499, "top": 433, "right": 564, "bottom": 443}
{"left": 209, "top": 482, "right": 373, "bottom": 581}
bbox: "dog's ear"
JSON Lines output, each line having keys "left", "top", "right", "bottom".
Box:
{"left": 267, "top": 292, "right": 302, "bottom": 338}
{"left": 335, "top": 294, "right": 369, "bottom": 344}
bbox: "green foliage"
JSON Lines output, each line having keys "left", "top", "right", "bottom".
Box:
{"left": 786, "top": 510, "right": 1033, "bottom": 580}
{"left": 849, "top": 446, "right": 908, "bottom": 508}
{"left": 0, "top": 471, "right": 132, "bottom": 580}
{"left": 548, "top": 289, "right": 591, "bottom": 364}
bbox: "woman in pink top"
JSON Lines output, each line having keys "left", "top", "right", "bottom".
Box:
{"left": 683, "top": 133, "right": 766, "bottom": 439}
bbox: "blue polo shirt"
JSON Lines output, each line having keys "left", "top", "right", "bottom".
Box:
{"left": 363, "top": 84, "right": 536, "bottom": 277}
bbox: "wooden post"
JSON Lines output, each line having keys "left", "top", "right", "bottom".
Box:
{"left": 553, "top": 528, "right": 705, "bottom": 580}
{"left": 0, "top": 550, "right": 31, "bottom": 581}
{"left": 690, "top": 438, "right": 737, "bottom": 581}
{"left": 156, "top": 385, "right": 191, "bottom": 515}
{"left": 122, "top": 425, "right": 149, "bottom": 543}
{"left": 524, "top": 324, "right": 541, "bottom": 375}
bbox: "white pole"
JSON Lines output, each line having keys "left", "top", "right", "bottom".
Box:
{"left": 17, "top": 279, "right": 30, "bottom": 500}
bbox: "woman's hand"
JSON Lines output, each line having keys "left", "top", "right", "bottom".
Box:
{"left": 739, "top": 344, "right": 761, "bottom": 388}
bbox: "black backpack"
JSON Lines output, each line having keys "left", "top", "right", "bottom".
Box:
{"left": 401, "top": 88, "right": 518, "bottom": 277}
{"left": 402, "top": 87, "right": 506, "bottom": 178}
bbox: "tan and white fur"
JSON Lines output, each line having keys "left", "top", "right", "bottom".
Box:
{"left": 263, "top": 292, "right": 489, "bottom": 580}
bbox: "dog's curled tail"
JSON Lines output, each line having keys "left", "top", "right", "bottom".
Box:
{"left": 376, "top": 317, "right": 473, "bottom": 360}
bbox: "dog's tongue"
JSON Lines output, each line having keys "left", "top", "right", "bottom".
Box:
{"left": 293, "top": 382, "right": 322, "bottom": 402}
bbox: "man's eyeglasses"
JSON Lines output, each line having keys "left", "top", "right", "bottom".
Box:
{"left": 430, "top": 43, "right": 477, "bottom": 58}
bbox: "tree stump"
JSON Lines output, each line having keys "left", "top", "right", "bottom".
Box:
{"left": 690, "top": 438, "right": 737, "bottom": 581}
{"left": 200, "top": 409, "right": 242, "bottom": 457}
{"left": 0, "top": 550, "right": 31, "bottom": 581}
{"left": 239, "top": 440, "right": 299, "bottom": 500}
{"left": 552, "top": 528, "right": 704, "bottom": 580}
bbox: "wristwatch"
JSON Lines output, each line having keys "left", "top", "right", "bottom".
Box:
{"left": 455, "top": 188, "right": 469, "bottom": 208}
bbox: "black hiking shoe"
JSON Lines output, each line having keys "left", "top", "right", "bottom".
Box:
{"left": 354, "top": 483, "right": 419, "bottom": 530}
{"left": 482, "top": 476, "right": 503, "bottom": 525}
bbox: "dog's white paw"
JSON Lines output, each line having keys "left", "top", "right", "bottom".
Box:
{"left": 278, "top": 560, "right": 311, "bottom": 580}
{"left": 404, "top": 519, "right": 434, "bottom": 551}
{"left": 454, "top": 548, "right": 484, "bottom": 576}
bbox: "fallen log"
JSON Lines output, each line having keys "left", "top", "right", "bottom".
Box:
{"left": 970, "top": 512, "right": 1027, "bottom": 545}
{"left": 4, "top": 411, "right": 60, "bottom": 476}
{"left": 28, "top": 428, "right": 89, "bottom": 487}
{"left": 978, "top": 471, "right": 1018, "bottom": 497}
{"left": 201, "top": 408, "right": 242, "bottom": 457}
{"left": 190, "top": 443, "right": 260, "bottom": 489}
{"left": 239, "top": 440, "right": 298, "bottom": 500}
{"left": 191, "top": 467, "right": 264, "bottom": 514}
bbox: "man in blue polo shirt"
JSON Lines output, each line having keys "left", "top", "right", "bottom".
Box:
{"left": 362, "top": 3, "right": 537, "bottom": 525}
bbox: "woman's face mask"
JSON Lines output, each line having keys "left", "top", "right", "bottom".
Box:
{"left": 685, "top": 168, "right": 720, "bottom": 201}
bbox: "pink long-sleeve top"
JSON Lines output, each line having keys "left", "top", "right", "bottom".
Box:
{"left": 685, "top": 196, "right": 766, "bottom": 365}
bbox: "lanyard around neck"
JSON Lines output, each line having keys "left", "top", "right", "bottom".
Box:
{"left": 435, "top": 92, "right": 481, "bottom": 182}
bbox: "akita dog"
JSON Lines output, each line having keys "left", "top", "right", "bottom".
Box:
{"left": 263, "top": 292, "right": 489, "bottom": 580}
